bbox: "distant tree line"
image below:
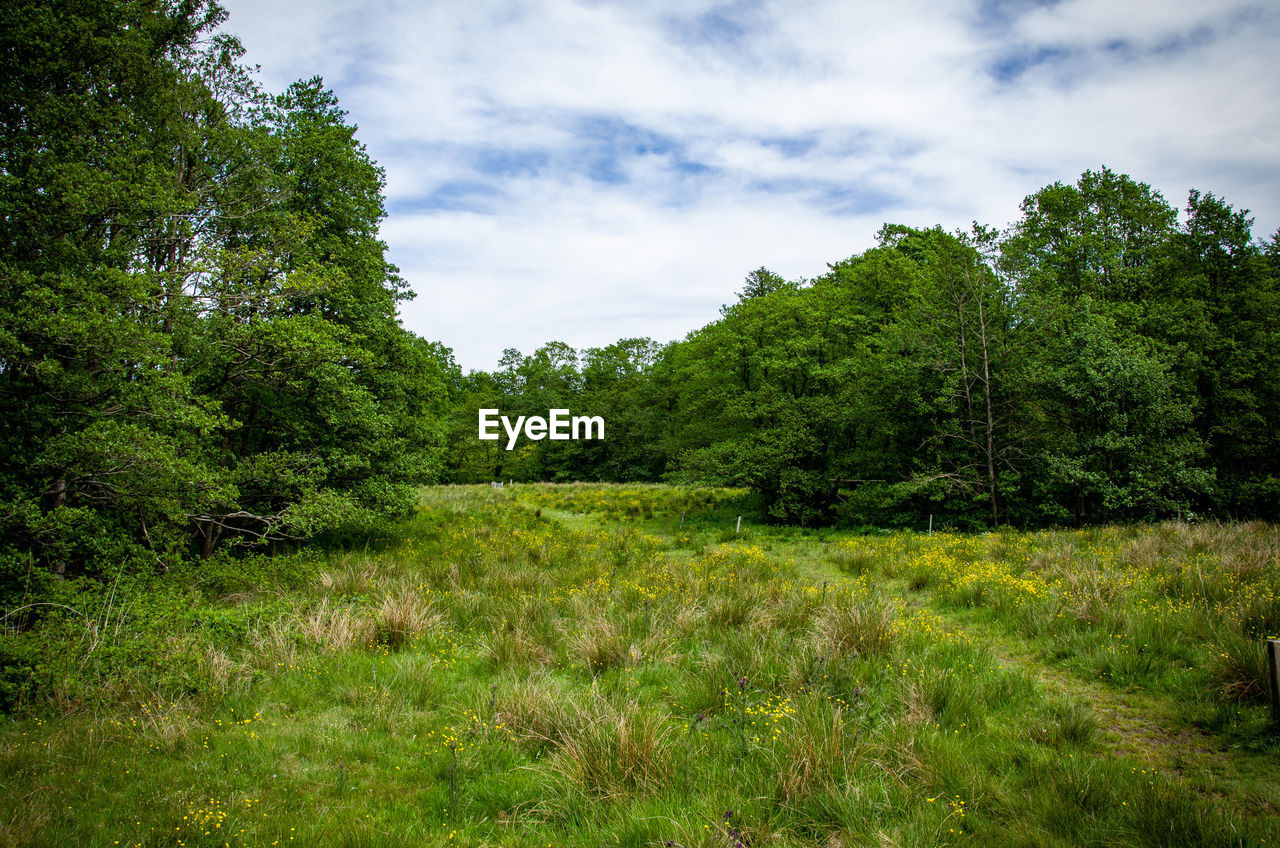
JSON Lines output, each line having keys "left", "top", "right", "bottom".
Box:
{"left": 447, "top": 169, "right": 1280, "bottom": 528}
{"left": 1, "top": 0, "right": 454, "bottom": 594}
{"left": 6, "top": 0, "right": 1279, "bottom": 607}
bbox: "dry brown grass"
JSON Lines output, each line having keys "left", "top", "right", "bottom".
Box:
{"left": 1119, "top": 530, "right": 1164, "bottom": 571}
{"left": 490, "top": 562, "right": 548, "bottom": 594}
{"left": 480, "top": 624, "right": 553, "bottom": 668}
{"left": 376, "top": 585, "right": 440, "bottom": 649}
{"left": 1058, "top": 567, "right": 1117, "bottom": 626}
{"left": 1121, "top": 521, "right": 1280, "bottom": 581}
{"left": 496, "top": 678, "right": 675, "bottom": 798}
{"left": 1211, "top": 629, "right": 1269, "bottom": 703}
{"left": 492, "top": 673, "right": 580, "bottom": 749}
{"left": 671, "top": 600, "right": 706, "bottom": 636}
{"left": 1218, "top": 521, "right": 1280, "bottom": 580}
{"left": 0, "top": 795, "right": 50, "bottom": 848}
{"left": 131, "top": 693, "right": 198, "bottom": 752}
{"left": 706, "top": 584, "right": 775, "bottom": 631}
{"left": 867, "top": 725, "right": 936, "bottom": 794}
{"left": 479, "top": 593, "right": 558, "bottom": 668}
{"left": 193, "top": 645, "right": 251, "bottom": 690}
{"left": 566, "top": 618, "right": 632, "bottom": 675}
{"left": 248, "top": 614, "right": 301, "bottom": 666}
{"left": 898, "top": 678, "right": 935, "bottom": 727}
{"left": 319, "top": 556, "right": 377, "bottom": 596}
{"left": 298, "top": 598, "right": 374, "bottom": 652}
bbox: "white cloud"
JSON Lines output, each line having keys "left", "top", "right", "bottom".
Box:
{"left": 219, "top": 0, "right": 1280, "bottom": 370}
{"left": 389, "top": 186, "right": 887, "bottom": 367}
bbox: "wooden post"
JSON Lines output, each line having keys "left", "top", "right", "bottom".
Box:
{"left": 736, "top": 515, "right": 742, "bottom": 534}
{"left": 928, "top": 514, "right": 933, "bottom": 535}
{"left": 1268, "top": 640, "right": 1280, "bottom": 720}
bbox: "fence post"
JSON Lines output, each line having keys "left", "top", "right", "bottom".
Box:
{"left": 736, "top": 515, "right": 742, "bottom": 534}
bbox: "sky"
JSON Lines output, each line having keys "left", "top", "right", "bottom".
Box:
{"left": 218, "top": 0, "right": 1280, "bottom": 372}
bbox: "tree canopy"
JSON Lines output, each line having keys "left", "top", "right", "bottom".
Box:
{"left": 454, "top": 172, "right": 1280, "bottom": 529}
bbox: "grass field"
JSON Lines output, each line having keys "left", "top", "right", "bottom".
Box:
{"left": 2, "top": 483, "right": 1278, "bottom": 847}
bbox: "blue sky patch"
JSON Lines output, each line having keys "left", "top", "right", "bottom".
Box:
{"left": 987, "top": 43, "right": 1079, "bottom": 83}
{"left": 760, "top": 135, "right": 821, "bottom": 158}
{"left": 746, "top": 177, "right": 897, "bottom": 217}
{"left": 661, "top": 0, "right": 767, "bottom": 52}
{"left": 564, "top": 114, "right": 709, "bottom": 186}
{"left": 392, "top": 180, "right": 503, "bottom": 214}
{"left": 473, "top": 148, "right": 550, "bottom": 178}
{"left": 969, "top": 0, "right": 1062, "bottom": 34}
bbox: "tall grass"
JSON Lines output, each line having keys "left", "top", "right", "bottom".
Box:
{"left": 835, "top": 520, "right": 1280, "bottom": 719}
{"left": 0, "top": 486, "right": 1276, "bottom": 847}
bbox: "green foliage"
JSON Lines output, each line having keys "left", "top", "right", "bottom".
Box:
{"left": 1000, "top": 167, "right": 1177, "bottom": 304}
{"left": 444, "top": 338, "right": 668, "bottom": 484}
{"left": 0, "top": 0, "right": 454, "bottom": 586}
{"left": 1018, "top": 297, "right": 1210, "bottom": 521}
{"left": 457, "top": 169, "right": 1280, "bottom": 529}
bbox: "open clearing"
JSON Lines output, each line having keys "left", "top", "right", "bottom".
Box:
{"left": 2, "top": 484, "right": 1278, "bottom": 847}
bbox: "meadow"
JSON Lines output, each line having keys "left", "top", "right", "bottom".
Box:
{"left": 1, "top": 484, "right": 1278, "bottom": 847}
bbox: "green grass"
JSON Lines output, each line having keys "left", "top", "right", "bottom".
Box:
{"left": 1, "top": 484, "right": 1278, "bottom": 846}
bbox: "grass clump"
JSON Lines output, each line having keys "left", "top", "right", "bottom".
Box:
{"left": 299, "top": 597, "right": 373, "bottom": 651}
{"left": 375, "top": 584, "right": 438, "bottom": 649}
{"left": 813, "top": 588, "right": 896, "bottom": 659}
{"left": 549, "top": 697, "right": 674, "bottom": 798}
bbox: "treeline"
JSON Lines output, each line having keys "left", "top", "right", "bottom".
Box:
{"left": 447, "top": 170, "right": 1280, "bottom": 528}
{"left": 1, "top": 0, "right": 454, "bottom": 593}
{"left": 6, "top": 1, "right": 1280, "bottom": 604}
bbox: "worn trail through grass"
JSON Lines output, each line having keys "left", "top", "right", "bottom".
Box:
{"left": 943, "top": 613, "right": 1277, "bottom": 811}
{"left": 769, "top": 525, "right": 1280, "bottom": 829}
{"left": 525, "top": 484, "right": 1280, "bottom": 839}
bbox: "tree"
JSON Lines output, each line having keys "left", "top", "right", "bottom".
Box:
{"left": 440, "top": 167, "right": 1280, "bottom": 528}
{"left": 1000, "top": 169, "right": 1214, "bottom": 522}
{"left": 573, "top": 338, "right": 666, "bottom": 481}
{"left": 185, "top": 77, "right": 451, "bottom": 555}
{"left": 0, "top": 0, "right": 232, "bottom": 577}
{"left": 736, "top": 267, "right": 788, "bottom": 302}
{"left": 1159, "top": 191, "right": 1280, "bottom": 516}
{"left": 0, "top": 1, "right": 454, "bottom": 584}
{"left": 1000, "top": 167, "right": 1177, "bottom": 306}
{"left": 1018, "top": 299, "right": 1209, "bottom": 521}
{"left": 879, "top": 225, "right": 1017, "bottom": 525}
